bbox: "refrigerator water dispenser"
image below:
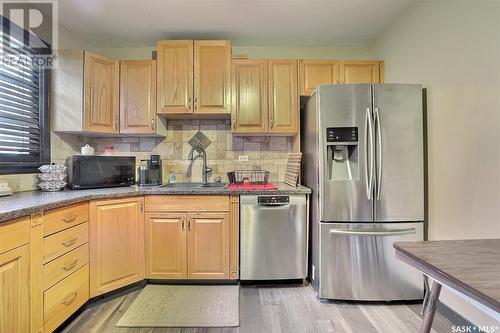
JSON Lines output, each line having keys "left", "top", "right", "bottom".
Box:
{"left": 326, "top": 127, "right": 359, "bottom": 180}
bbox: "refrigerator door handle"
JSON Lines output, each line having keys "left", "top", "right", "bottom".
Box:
{"left": 329, "top": 228, "right": 417, "bottom": 237}
{"left": 375, "top": 107, "right": 382, "bottom": 200}
{"left": 365, "top": 107, "right": 374, "bottom": 200}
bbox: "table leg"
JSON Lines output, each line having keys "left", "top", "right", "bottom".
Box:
{"left": 420, "top": 281, "right": 442, "bottom": 333}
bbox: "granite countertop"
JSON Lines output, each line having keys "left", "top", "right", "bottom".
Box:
{"left": 0, "top": 183, "right": 311, "bottom": 223}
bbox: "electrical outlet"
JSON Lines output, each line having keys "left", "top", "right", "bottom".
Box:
{"left": 238, "top": 155, "right": 249, "bottom": 162}
{"left": 312, "top": 265, "right": 316, "bottom": 281}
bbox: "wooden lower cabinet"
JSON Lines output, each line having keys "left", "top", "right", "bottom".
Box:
{"left": 145, "top": 211, "right": 230, "bottom": 280}
{"left": 90, "top": 197, "right": 145, "bottom": 296}
{"left": 188, "top": 212, "right": 229, "bottom": 279}
{"left": 145, "top": 212, "right": 187, "bottom": 279}
{"left": 0, "top": 245, "right": 30, "bottom": 333}
{"left": 43, "top": 265, "right": 89, "bottom": 333}
{"left": 145, "top": 195, "right": 235, "bottom": 280}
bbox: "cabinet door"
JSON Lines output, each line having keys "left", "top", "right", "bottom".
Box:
{"left": 231, "top": 59, "right": 268, "bottom": 133}
{"left": 90, "top": 197, "right": 144, "bottom": 296}
{"left": 187, "top": 213, "right": 229, "bottom": 279}
{"left": 299, "top": 60, "right": 339, "bottom": 96}
{"left": 0, "top": 245, "right": 29, "bottom": 333}
{"left": 340, "top": 60, "right": 381, "bottom": 84}
{"left": 194, "top": 40, "right": 231, "bottom": 114}
{"left": 120, "top": 60, "right": 157, "bottom": 133}
{"left": 157, "top": 40, "right": 193, "bottom": 114}
{"left": 84, "top": 51, "right": 119, "bottom": 133}
{"left": 145, "top": 213, "right": 187, "bottom": 279}
{"left": 268, "top": 60, "right": 298, "bottom": 134}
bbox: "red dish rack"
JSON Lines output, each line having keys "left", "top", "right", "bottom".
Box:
{"left": 227, "top": 170, "right": 277, "bottom": 190}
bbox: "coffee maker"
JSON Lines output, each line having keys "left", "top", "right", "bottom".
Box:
{"left": 148, "top": 155, "right": 162, "bottom": 185}
{"left": 138, "top": 155, "right": 162, "bottom": 186}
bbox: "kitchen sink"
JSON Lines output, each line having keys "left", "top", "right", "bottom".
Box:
{"left": 201, "top": 182, "right": 228, "bottom": 188}
{"left": 159, "top": 182, "right": 228, "bottom": 189}
{"left": 160, "top": 182, "right": 204, "bottom": 188}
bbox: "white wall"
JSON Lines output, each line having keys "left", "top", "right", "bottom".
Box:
{"left": 93, "top": 45, "right": 373, "bottom": 60}
{"left": 371, "top": 0, "right": 500, "bottom": 325}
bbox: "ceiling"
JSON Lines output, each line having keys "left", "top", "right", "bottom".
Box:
{"left": 57, "top": 0, "right": 415, "bottom": 48}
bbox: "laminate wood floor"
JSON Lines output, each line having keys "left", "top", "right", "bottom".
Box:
{"left": 62, "top": 285, "right": 454, "bottom": 333}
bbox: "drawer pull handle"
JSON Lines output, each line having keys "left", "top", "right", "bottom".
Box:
{"left": 61, "top": 291, "right": 78, "bottom": 305}
{"left": 62, "top": 215, "right": 77, "bottom": 223}
{"left": 62, "top": 238, "right": 77, "bottom": 247}
{"left": 62, "top": 259, "right": 78, "bottom": 271}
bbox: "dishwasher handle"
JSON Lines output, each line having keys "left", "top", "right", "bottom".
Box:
{"left": 257, "top": 203, "right": 290, "bottom": 207}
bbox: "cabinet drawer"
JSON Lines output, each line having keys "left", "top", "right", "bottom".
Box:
{"left": 44, "top": 264, "right": 89, "bottom": 333}
{"left": 145, "top": 195, "right": 229, "bottom": 212}
{"left": 44, "top": 223, "right": 89, "bottom": 263}
{"left": 44, "top": 202, "right": 89, "bottom": 236}
{"left": 44, "top": 243, "right": 89, "bottom": 290}
{"left": 0, "top": 216, "right": 30, "bottom": 254}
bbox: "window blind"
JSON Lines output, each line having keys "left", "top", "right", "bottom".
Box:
{"left": 0, "top": 16, "right": 50, "bottom": 172}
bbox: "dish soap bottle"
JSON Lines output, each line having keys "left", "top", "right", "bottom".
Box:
{"left": 169, "top": 169, "right": 176, "bottom": 183}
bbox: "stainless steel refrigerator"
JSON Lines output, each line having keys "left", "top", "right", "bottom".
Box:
{"left": 302, "top": 84, "right": 425, "bottom": 301}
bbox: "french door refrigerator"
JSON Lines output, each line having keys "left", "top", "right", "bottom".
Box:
{"left": 302, "top": 84, "right": 425, "bottom": 301}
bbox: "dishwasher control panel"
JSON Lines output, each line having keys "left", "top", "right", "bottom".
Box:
{"left": 258, "top": 196, "right": 289, "bottom": 204}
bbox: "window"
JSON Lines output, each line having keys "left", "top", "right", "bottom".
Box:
{"left": 0, "top": 16, "right": 50, "bottom": 174}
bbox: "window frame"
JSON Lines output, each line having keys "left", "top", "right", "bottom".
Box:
{"left": 0, "top": 16, "right": 51, "bottom": 175}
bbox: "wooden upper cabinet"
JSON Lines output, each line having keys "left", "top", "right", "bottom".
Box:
{"left": 340, "top": 60, "right": 383, "bottom": 84}
{"left": 145, "top": 213, "right": 187, "bottom": 279}
{"left": 0, "top": 245, "right": 29, "bottom": 333}
{"left": 157, "top": 40, "right": 193, "bottom": 114}
{"left": 120, "top": 60, "right": 157, "bottom": 134}
{"left": 84, "top": 51, "right": 119, "bottom": 133}
{"left": 194, "top": 40, "right": 231, "bottom": 114}
{"left": 299, "top": 60, "right": 339, "bottom": 95}
{"left": 187, "top": 212, "right": 229, "bottom": 279}
{"left": 231, "top": 59, "right": 268, "bottom": 133}
{"left": 90, "top": 197, "right": 145, "bottom": 297}
{"left": 268, "top": 60, "right": 298, "bottom": 134}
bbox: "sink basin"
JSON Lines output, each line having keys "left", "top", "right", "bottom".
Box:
{"left": 161, "top": 182, "right": 204, "bottom": 188}
{"left": 159, "top": 182, "right": 228, "bottom": 189}
{"left": 201, "top": 182, "right": 228, "bottom": 188}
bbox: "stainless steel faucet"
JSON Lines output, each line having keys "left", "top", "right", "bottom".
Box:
{"left": 186, "top": 146, "right": 212, "bottom": 183}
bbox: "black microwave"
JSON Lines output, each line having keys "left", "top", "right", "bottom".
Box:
{"left": 68, "top": 156, "right": 136, "bottom": 190}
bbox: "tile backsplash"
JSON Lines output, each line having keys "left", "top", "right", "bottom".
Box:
{"left": 1, "top": 119, "right": 296, "bottom": 192}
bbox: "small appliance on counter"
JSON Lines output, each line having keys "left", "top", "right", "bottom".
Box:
{"left": 138, "top": 155, "right": 162, "bottom": 186}
{"left": 227, "top": 170, "right": 277, "bottom": 190}
{"left": 68, "top": 156, "right": 135, "bottom": 190}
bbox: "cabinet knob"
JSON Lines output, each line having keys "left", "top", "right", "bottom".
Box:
{"left": 194, "top": 98, "right": 198, "bottom": 111}
{"left": 114, "top": 118, "right": 119, "bottom": 130}
{"left": 150, "top": 118, "right": 155, "bottom": 129}
{"left": 188, "top": 97, "right": 192, "bottom": 111}
{"left": 232, "top": 118, "right": 236, "bottom": 130}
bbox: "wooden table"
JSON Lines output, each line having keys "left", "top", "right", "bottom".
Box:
{"left": 394, "top": 239, "right": 500, "bottom": 333}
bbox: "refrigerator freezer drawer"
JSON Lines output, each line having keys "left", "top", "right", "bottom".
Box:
{"left": 319, "top": 222, "right": 424, "bottom": 301}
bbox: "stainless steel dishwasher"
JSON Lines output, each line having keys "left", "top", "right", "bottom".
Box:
{"left": 240, "top": 194, "right": 307, "bottom": 280}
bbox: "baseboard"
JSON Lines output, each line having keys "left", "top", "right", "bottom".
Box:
{"left": 437, "top": 300, "right": 475, "bottom": 327}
